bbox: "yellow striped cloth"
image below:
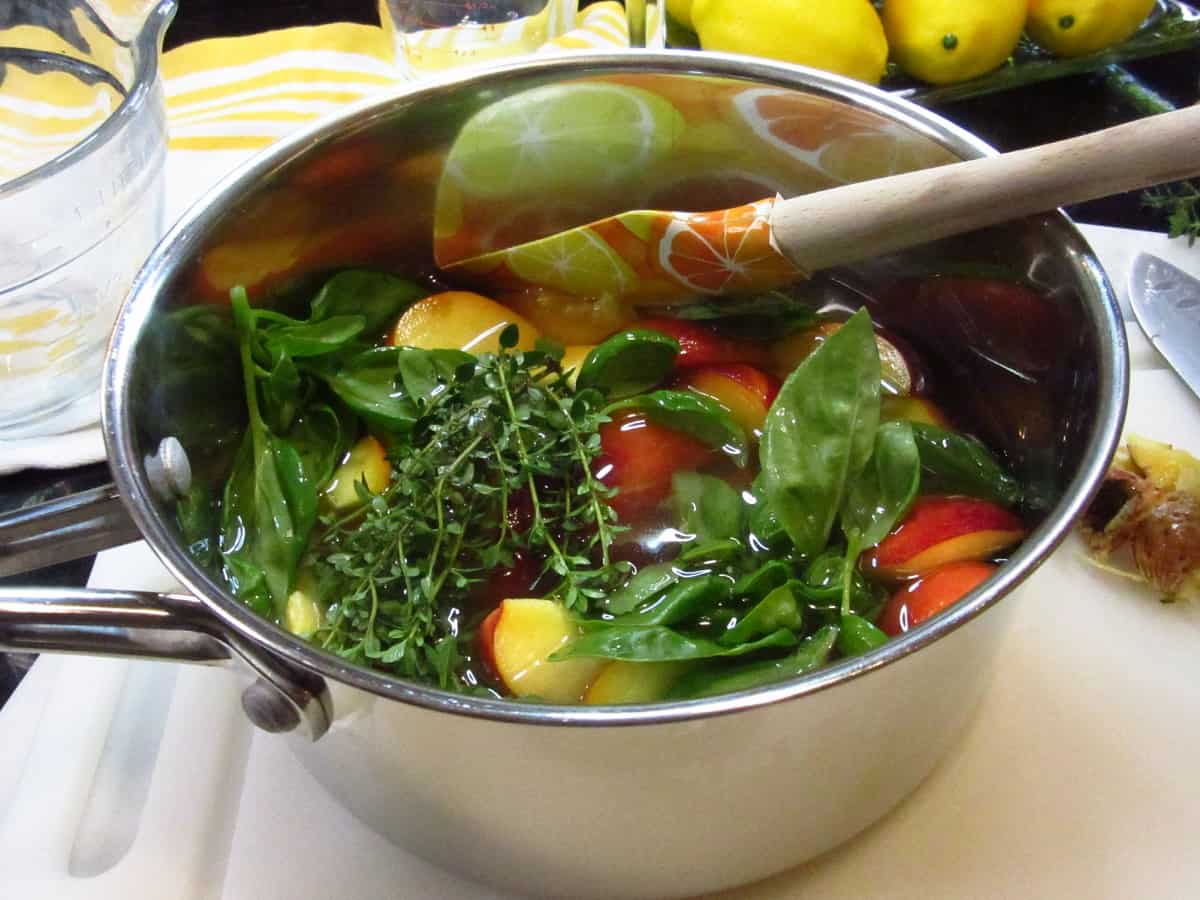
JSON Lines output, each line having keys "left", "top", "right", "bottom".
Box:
{"left": 0, "top": 1, "right": 637, "bottom": 177}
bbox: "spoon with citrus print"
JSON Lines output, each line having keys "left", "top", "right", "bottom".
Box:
{"left": 437, "top": 104, "right": 1200, "bottom": 304}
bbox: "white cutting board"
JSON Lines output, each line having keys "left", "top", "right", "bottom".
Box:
{"left": 2, "top": 226, "right": 1199, "bottom": 900}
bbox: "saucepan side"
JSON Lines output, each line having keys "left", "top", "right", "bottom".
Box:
{"left": 2, "top": 52, "right": 1126, "bottom": 897}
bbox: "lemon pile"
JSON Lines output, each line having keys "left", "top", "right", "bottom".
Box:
{"left": 673, "top": 0, "right": 1159, "bottom": 86}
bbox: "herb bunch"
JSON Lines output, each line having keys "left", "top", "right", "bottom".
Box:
{"left": 1144, "top": 181, "right": 1200, "bottom": 246}
{"left": 314, "top": 325, "right": 627, "bottom": 686}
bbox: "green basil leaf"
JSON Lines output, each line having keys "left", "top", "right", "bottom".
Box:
{"left": 395, "top": 347, "right": 476, "bottom": 411}
{"left": 223, "top": 289, "right": 325, "bottom": 618}
{"left": 731, "top": 560, "right": 791, "bottom": 602}
{"left": 656, "top": 290, "right": 820, "bottom": 339}
{"left": 605, "top": 574, "right": 731, "bottom": 628}
{"left": 747, "top": 474, "right": 788, "bottom": 550}
{"left": 760, "top": 308, "right": 881, "bottom": 557}
{"left": 671, "top": 472, "right": 744, "bottom": 544}
{"left": 837, "top": 613, "right": 889, "bottom": 658}
{"left": 222, "top": 553, "right": 273, "bottom": 619}
{"left": 310, "top": 270, "right": 428, "bottom": 336}
{"left": 319, "top": 346, "right": 419, "bottom": 432}
{"left": 910, "top": 422, "right": 1021, "bottom": 507}
{"left": 576, "top": 329, "right": 680, "bottom": 399}
{"left": 601, "top": 561, "right": 680, "bottom": 615}
{"left": 264, "top": 315, "right": 367, "bottom": 358}
{"left": 608, "top": 389, "right": 748, "bottom": 466}
{"left": 719, "top": 582, "right": 803, "bottom": 647}
{"left": 175, "top": 482, "right": 221, "bottom": 571}
{"left": 552, "top": 624, "right": 795, "bottom": 662}
{"left": 801, "top": 550, "right": 847, "bottom": 597}
{"left": 842, "top": 420, "right": 920, "bottom": 550}
{"left": 677, "top": 537, "right": 743, "bottom": 565}
{"left": 286, "top": 402, "right": 353, "bottom": 489}
{"left": 261, "top": 350, "right": 301, "bottom": 433}
{"left": 218, "top": 431, "right": 317, "bottom": 619}
{"left": 801, "top": 550, "right": 884, "bottom": 616}
{"left": 666, "top": 625, "right": 839, "bottom": 699}
{"left": 272, "top": 438, "right": 320, "bottom": 550}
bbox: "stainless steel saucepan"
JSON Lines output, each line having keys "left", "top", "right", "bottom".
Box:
{"left": 0, "top": 53, "right": 1126, "bottom": 899}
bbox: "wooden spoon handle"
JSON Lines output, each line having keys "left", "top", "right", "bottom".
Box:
{"left": 770, "top": 105, "right": 1200, "bottom": 275}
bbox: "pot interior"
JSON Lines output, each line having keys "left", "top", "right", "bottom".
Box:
{"left": 109, "top": 55, "right": 1123, "bottom": 717}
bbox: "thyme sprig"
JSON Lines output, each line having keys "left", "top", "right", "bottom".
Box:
{"left": 1144, "top": 181, "right": 1200, "bottom": 246}
{"left": 314, "top": 327, "right": 627, "bottom": 685}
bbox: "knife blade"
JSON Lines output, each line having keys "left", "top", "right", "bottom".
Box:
{"left": 1128, "top": 252, "right": 1200, "bottom": 400}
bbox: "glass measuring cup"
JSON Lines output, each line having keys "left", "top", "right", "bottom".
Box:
{"left": 0, "top": 0, "right": 175, "bottom": 439}
{"left": 379, "top": 0, "right": 578, "bottom": 78}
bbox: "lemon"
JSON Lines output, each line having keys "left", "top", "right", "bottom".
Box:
{"left": 1026, "top": 0, "right": 1157, "bottom": 57}
{"left": 666, "top": 0, "right": 695, "bottom": 30}
{"left": 882, "top": 0, "right": 1026, "bottom": 85}
{"left": 690, "top": 0, "right": 889, "bottom": 85}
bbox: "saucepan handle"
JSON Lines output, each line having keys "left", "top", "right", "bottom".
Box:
{"left": 0, "top": 586, "right": 331, "bottom": 740}
{"left": 0, "top": 482, "right": 141, "bottom": 577}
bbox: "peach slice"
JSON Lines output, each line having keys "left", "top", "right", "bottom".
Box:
{"left": 633, "top": 317, "right": 768, "bottom": 368}
{"left": 677, "top": 363, "right": 780, "bottom": 434}
{"left": 283, "top": 570, "right": 323, "bottom": 638}
{"left": 880, "top": 394, "right": 952, "bottom": 429}
{"left": 595, "top": 412, "right": 713, "bottom": 521}
{"left": 480, "top": 598, "right": 605, "bottom": 703}
{"left": 324, "top": 435, "right": 391, "bottom": 511}
{"left": 862, "top": 495, "right": 1025, "bottom": 580}
{"left": 499, "top": 287, "right": 634, "bottom": 345}
{"left": 390, "top": 291, "right": 540, "bottom": 354}
{"left": 878, "top": 560, "right": 997, "bottom": 636}
{"left": 584, "top": 661, "right": 691, "bottom": 705}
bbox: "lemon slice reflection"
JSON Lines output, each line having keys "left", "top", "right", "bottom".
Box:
{"left": 444, "top": 82, "right": 685, "bottom": 200}
{"left": 505, "top": 228, "right": 637, "bottom": 298}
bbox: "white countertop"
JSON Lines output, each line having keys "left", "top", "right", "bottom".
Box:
{"left": 2, "top": 224, "right": 1199, "bottom": 899}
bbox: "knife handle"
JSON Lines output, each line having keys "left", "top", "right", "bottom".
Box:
{"left": 772, "top": 104, "right": 1200, "bottom": 275}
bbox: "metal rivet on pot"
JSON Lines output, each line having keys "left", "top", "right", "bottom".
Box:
{"left": 144, "top": 436, "right": 192, "bottom": 502}
{"left": 240, "top": 679, "right": 302, "bottom": 733}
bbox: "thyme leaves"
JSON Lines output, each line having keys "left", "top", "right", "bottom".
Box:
{"left": 315, "top": 336, "right": 627, "bottom": 683}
